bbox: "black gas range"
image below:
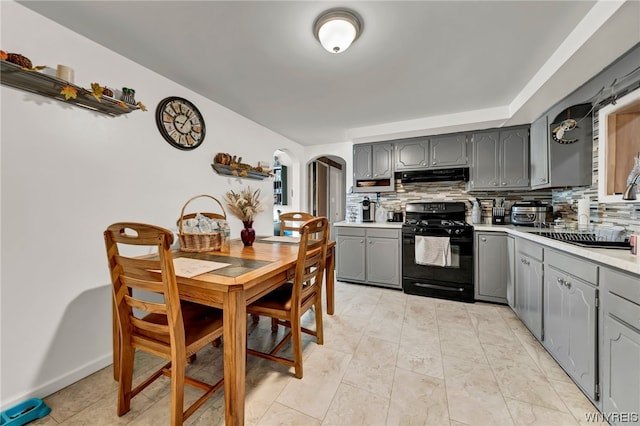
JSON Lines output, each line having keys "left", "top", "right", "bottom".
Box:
{"left": 402, "top": 202, "right": 475, "bottom": 302}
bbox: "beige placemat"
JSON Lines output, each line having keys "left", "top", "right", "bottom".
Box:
{"left": 261, "top": 236, "right": 301, "bottom": 243}
{"left": 172, "top": 257, "right": 231, "bottom": 278}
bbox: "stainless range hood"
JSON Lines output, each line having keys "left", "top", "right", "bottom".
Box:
{"left": 400, "top": 167, "right": 469, "bottom": 183}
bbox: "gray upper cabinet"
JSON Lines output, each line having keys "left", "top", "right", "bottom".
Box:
{"left": 530, "top": 114, "right": 550, "bottom": 188}
{"left": 353, "top": 143, "right": 394, "bottom": 192}
{"left": 470, "top": 126, "right": 530, "bottom": 190}
{"left": 394, "top": 138, "right": 429, "bottom": 170}
{"left": 430, "top": 133, "right": 468, "bottom": 168}
{"left": 354, "top": 144, "right": 374, "bottom": 180}
{"left": 529, "top": 104, "right": 593, "bottom": 189}
{"left": 470, "top": 130, "right": 500, "bottom": 189}
{"left": 394, "top": 133, "right": 468, "bottom": 171}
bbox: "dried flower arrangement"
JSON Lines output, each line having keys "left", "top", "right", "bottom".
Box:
{"left": 223, "top": 187, "right": 265, "bottom": 223}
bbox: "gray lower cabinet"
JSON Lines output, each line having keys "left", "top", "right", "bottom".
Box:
{"left": 543, "top": 249, "right": 599, "bottom": 402}
{"left": 506, "top": 235, "right": 515, "bottom": 309}
{"left": 470, "top": 126, "right": 530, "bottom": 190}
{"left": 601, "top": 267, "right": 640, "bottom": 425}
{"left": 474, "top": 232, "right": 508, "bottom": 303}
{"left": 336, "top": 226, "right": 401, "bottom": 289}
{"left": 514, "top": 238, "right": 543, "bottom": 340}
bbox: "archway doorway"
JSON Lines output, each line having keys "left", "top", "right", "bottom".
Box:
{"left": 307, "top": 155, "right": 346, "bottom": 229}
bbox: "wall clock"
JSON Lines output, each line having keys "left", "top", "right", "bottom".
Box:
{"left": 155, "top": 97, "right": 206, "bottom": 150}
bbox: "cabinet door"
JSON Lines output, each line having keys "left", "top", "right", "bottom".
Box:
{"left": 500, "top": 127, "right": 530, "bottom": 188}
{"left": 471, "top": 131, "right": 500, "bottom": 189}
{"left": 395, "top": 139, "right": 429, "bottom": 170}
{"left": 430, "top": 133, "right": 468, "bottom": 167}
{"left": 366, "top": 237, "right": 400, "bottom": 287}
{"left": 516, "top": 253, "right": 543, "bottom": 340}
{"left": 564, "top": 276, "right": 597, "bottom": 399}
{"left": 353, "top": 144, "right": 373, "bottom": 180}
{"left": 543, "top": 266, "right": 567, "bottom": 360}
{"left": 530, "top": 114, "right": 550, "bottom": 188}
{"left": 506, "top": 236, "right": 515, "bottom": 309}
{"left": 336, "top": 236, "right": 366, "bottom": 282}
{"left": 372, "top": 143, "right": 393, "bottom": 178}
{"left": 475, "top": 233, "right": 508, "bottom": 303}
{"left": 603, "top": 315, "right": 640, "bottom": 424}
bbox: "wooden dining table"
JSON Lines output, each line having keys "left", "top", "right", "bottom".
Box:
{"left": 112, "top": 236, "right": 335, "bottom": 425}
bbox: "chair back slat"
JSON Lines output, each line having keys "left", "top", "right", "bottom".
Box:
{"left": 291, "top": 217, "right": 329, "bottom": 309}
{"left": 279, "top": 212, "right": 315, "bottom": 236}
{"left": 104, "top": 222, "right": 184, "bottom": 355}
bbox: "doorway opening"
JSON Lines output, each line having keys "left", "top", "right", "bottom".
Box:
{"left": 308, "top": 155, "right": 346, "bottom": 228}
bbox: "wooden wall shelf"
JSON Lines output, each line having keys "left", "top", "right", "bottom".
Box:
{"left": 0, "top": 61, "right": 139, "bottom": 117}
{"left": 211, "top": 163, "right": 270, "bottom": 180}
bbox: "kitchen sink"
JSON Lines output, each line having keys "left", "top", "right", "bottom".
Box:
{"left": 531, "top": 231, "right": 631, "bottom": 250}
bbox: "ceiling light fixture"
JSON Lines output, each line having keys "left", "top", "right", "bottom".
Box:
{"left": 313, "top": 9, "right": 362, "bottom": 54}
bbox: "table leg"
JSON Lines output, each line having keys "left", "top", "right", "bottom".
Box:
{"left": 326, "top": 245, "right": 335, "bottom": 315}
{"left": 223, "top": 288, "right": 246, "bottom": 425}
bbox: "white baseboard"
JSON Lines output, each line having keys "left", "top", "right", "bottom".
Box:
{"left": 1, "top": 353, "right": 113, "bottom": 412}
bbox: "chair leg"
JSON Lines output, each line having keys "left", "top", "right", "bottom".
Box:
{"left": 291, "top": 315, "right": 303, "bottom": 379}
{"left": 170, "top": 355, "right": 186, "bottom": 426}
{"left": 271, "top": 318, "right": 279, "bottom": 332}
{"left": 315, "top": 298, "right": 324, "bottom": 345}
{"left": 117, "top": 344, "right": 135, "bottom": 416}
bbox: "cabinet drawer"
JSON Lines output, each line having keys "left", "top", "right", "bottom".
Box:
{"left": 335, "top": 227, "right": 366, "bottom": 237}
{"left": 517, "top": 238, "right": 543, "bottom": 261}
{"left": 606, "top": 291, "right": 640, "bottom": 332}
{"left": 546, "top": 249, "right": 598, "bottom": 285}
{"left": 603, "top": 267, "right": 640, "bottom": 306}
{"left": 367, "top": 228, "right": 399, "bottom": 239}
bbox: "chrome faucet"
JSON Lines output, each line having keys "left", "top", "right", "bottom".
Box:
{"left": 623, "top": 172, "right": 640, "bottom": 200}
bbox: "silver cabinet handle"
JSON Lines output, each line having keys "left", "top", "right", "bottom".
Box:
{"left": 481, "top": 237, "right": 487, "bottom": 242}
{"left": 502, "top": 182, "right": 507, "bottom": 185}
{"left": 557, "top": 277, "right": 564, "bottom": 285}
{"left": 432, "top": 161, "right": 437, "bottom": 165}
{"left": 565, "top": 281, "right": 571, "bottom": 289}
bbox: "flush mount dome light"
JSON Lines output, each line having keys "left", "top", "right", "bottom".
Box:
{"left": 313, "top": 9, "right": 362, "bottom": 54}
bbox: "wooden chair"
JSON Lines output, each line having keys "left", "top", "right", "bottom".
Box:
{"left": 247, "top": 217, "right": 329, "bottom": 379}
{"left": 104, "top": 222, "right": 224, "bottom": 425}
{"left": 279, "top": 211, "right": 315, "bottom": 236}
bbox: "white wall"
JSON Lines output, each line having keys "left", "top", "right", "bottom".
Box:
{"left": 0, "top": 1, "right": 305, "bottom": 408}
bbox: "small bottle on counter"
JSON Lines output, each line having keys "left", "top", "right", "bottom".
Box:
{"left": 220, "top": 223, "right": 231, "bottom": 253}
{"left": 630, "top": 234, "right": 637, "bottom": 255}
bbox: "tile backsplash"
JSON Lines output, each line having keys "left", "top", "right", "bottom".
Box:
{"left": 346, "top": 112, "right": 640, "bottom": 236}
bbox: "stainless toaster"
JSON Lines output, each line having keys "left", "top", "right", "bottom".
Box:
{"left": 511, "top": 201, "right": 553, "bottom": 226}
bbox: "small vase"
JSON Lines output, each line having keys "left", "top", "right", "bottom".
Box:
{"left": 240, "top": 220, "right": 255, "bottom": 246}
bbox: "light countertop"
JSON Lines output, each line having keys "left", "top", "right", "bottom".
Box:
{"left": 473, "top": 224, "right": 640, "bottom": 276}
{"left": 334, "top": 221, "right": 404, "bottom": 229}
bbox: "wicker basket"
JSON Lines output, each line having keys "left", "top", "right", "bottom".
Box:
{"left": 178, "top": 194, "right": 227, "bottom": 252}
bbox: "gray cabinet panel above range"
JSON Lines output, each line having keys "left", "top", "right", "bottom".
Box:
{"left": 394, "top": 133, "right": 468, "bottom": 171}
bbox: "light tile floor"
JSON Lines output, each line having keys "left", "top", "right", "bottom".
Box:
{"left": 33, "top": 281, "right": 606, "bottom": 426}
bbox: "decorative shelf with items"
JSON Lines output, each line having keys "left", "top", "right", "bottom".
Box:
{"left": 211, "top": 153, "right": 271, "bottom": 180}
{"left": 0, "top": 58, "right": 142, "bottom": 117}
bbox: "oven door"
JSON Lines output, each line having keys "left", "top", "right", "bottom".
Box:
{"left": 402, "top": 228, "right": 474, "bottom": 301}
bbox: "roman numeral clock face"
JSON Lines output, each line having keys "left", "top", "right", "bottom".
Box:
{"left": 155, "top": 97, "right": 206, "bottom": 150}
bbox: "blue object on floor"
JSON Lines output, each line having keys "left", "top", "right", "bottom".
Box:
{"left": 0, "top": 398, "right": 51, "bottom": 426}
